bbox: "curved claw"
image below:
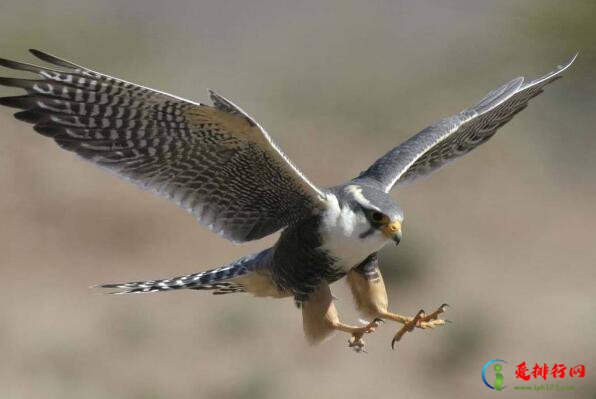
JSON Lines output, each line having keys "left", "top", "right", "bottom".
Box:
{"left": 347, "top": 318, "right": 384, "bottom": 352}
{"left": 413, "top": 309, "right": 426, "bottom": 327}
{"left": 421, "top": 303, "right": 449, "bottom": 322}
{"left": 390, "top": 338, "right": 398, "bottom": 350}
{"left": 362, "top": 317, "right": 383, "bottom": 333}
{"left": 391, "top": 309, "right": 425, "bottom": 349}
{"left": 388, "top": 303, "right": 451, "bottom": 350}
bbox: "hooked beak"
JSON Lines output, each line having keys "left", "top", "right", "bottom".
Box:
{"left": 382, "top": 221, "right": 402, "bottom": 246}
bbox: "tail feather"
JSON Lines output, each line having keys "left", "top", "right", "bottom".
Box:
{"left": 97, "top": 249, "right": 271, "bottom": 295}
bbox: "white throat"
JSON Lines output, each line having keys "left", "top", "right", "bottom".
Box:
{"left": 319, "top": 194, "right": 388, "bottom": 271}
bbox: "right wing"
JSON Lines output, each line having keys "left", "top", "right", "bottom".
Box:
{"left": 0, "top": 50, "right": 327, "bottom": 242}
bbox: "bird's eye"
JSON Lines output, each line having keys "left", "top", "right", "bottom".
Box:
{"left": 371, "top": 212, "right": 385, "bottom": 223}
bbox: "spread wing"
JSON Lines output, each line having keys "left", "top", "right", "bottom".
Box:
{"left": 0, "top": 50, "right": 327, "bottom": 242}
{"left": 355, "top": 55, "right": 576, "bottom": 192}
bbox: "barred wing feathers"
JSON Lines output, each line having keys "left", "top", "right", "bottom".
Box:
{"left": 0, "top": 50, "right": 326, "bottom": 242}
{"left": 356, "top": 55, "right": 576, "bottom": 192}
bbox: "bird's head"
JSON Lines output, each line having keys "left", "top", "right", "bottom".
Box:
{"left": 336, "top": 184, "right": 404, "bottom": 246}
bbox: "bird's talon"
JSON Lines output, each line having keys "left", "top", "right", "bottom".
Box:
{"left": 348, "top": 337, "right": 367, "bottom": 353}
{"left": 414, "top": 309, "right": 426, "bottom": 327}
{"left": 362, "top": 318, "right": 383, "bottom": 332}
{"left": 389, "top": 305, "right": 450, "bottom": 349}
{"left": 421, "top": 303, "right": 449, "bottom": 322}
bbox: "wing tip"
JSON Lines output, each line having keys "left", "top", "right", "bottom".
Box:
{"left": 29, "top": 49, "right": 78, "bottom": 69}
{"left": 547, "top": 52, "right": 578, "bottom": 78}
{"left": 0, "top": 95, "right": 29, "bottom": 109}
{"left": 0, "top": 77, "right": 30, "bottom": 88}
{"left": 28, "top": 48, "right": 44, "bottom": 57}
{"left": 522, "top": 52, "right": 578, "bottom": 89}
{"left": 0, "top": 57, "right": 16, "bottom": 69}
{"left": 28, "top": 49, "right": 55, "bottom": 64}
{"left": 0, "top": 56, "right": 38, "bottom": 72}
{"left": 14, "top": 109, "right": 43, "bottom": 123}
{"left": 558, "top": 52, "right": 578, "bottom": 73}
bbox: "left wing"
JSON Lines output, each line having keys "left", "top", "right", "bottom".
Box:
{"left": 354, "top": 55, "right": 576, "bottom": 192}
{"left": 0, "top": 50, "right": 327, "bottom": 243}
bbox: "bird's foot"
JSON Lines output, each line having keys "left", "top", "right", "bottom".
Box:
{"left": 389, "top": 303, "right": 449, "bottom": 349}
{"left": 347, "top": 318, "right": 384, "bottom": 353}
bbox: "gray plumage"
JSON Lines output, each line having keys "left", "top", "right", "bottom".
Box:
{"left": 0, "top": 50, "right": 575, "bottom": 300}
{"left": 355, "top": 54, "right": 577, "bottom": 192}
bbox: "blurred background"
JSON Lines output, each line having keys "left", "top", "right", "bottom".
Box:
{"left": 0, "top": 1, "right": 594, "bottom": 398}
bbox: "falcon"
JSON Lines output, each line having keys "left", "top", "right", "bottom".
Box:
{"left": 0, "top": 50, "right": 575, "bottom": 351}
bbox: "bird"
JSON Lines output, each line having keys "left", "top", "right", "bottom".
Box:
{"left": 0, "top": 50, "right": 575, "bottom": 351}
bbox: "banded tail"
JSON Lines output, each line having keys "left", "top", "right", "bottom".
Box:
{"left": 98, "top": 249, "right": 273, "bottom": 295}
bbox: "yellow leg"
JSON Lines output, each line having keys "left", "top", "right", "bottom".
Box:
{"left": 301, "top": 282, "right": 381, "bottom": 352}
{"left": 347, "top": 266, "right": 448, "bottom": 349}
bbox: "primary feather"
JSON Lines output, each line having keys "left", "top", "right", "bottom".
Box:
{"left": 356, "top": 54, "right": 577, "bottom": 192}
{"left": 0, "top": 50, "right": 327, "bottom": 243}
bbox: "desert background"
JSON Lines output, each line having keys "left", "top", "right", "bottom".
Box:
{"left": 0, "top": 1, "right": 594, "bottom": 398}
